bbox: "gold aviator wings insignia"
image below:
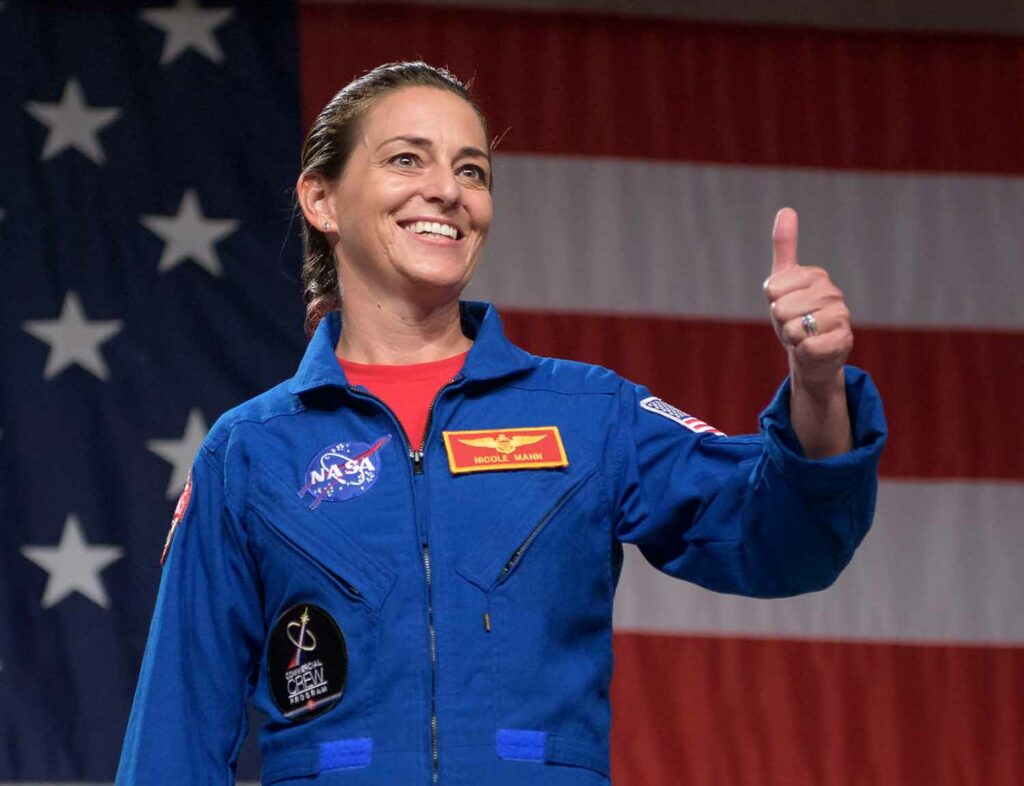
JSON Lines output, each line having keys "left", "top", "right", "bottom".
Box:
{"left": 458, "top": 433, "right": 549, "bottom": 454}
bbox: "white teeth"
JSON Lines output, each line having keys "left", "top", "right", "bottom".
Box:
{"left": 404, "top": 220, "right": 458, "bottom": 240}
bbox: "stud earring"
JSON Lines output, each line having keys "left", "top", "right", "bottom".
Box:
{"left": 322, "top": 221, "right": 331, "bottom": 230}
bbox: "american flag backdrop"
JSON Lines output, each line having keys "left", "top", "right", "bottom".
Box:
{"left": 1, "top": 1, "right": 1022, "bottom": 784}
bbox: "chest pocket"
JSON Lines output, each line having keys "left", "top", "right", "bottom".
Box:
{"left": 455, "top": 461, "right": 600, "bottom": 593}
{"left": 248, "top": 463, "right": 397, "bottom": 608}
{"left": 247, "top": 463, "right": 397, "bottom": 733}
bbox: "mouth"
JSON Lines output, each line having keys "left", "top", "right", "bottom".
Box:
{"left": 397, "top": 218, "right": 464, "bottom": 242}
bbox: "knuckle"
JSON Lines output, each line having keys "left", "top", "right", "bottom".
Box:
{"left": 784, "top": 320, "right": 804, "bottom": 345}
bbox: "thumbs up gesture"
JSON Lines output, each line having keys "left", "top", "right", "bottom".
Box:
{"left": 763, "top": 208, "right": 853, "bottom": 392}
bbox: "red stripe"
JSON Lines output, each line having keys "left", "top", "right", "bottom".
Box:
{"left": 300, "top": 3, "right": 1024, "bottom": 174}
{"left": 611, "top": 632, "right": 1023, "bottom": 786}
{"left": 499, "top": 309, "right": 1024, "bottom": 480}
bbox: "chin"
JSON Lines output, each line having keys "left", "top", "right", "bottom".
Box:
{"left": 400, "top": 261, "right": 475, "bottom": 295}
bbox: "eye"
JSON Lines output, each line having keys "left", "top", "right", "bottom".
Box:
{"left": 458, "top": 163, "right": 488, "bottom": 184}
{"left": 389, "top": 152, "right": 420, "bottom": 168}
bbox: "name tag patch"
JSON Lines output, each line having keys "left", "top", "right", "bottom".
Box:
{"left": 442, "top": 426, "right": 568, "bottom": 474}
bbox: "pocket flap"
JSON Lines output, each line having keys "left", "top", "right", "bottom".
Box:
{"left": 262, "top": 738, "right": 373, "bottom": 783}
{"left": 261, "top": 745, "right": 319, "bottom": 784}
{"left": 456, "top": 462, "right": 598, "bottom": 591}
{"left": 249, "top": 463, "right": 397, "bottom": 610}
{"left": 495, "top": 729, "right": 608, "bottom": 777}
{"left": 547, "top": 733, "right": 608, "bottom": 776}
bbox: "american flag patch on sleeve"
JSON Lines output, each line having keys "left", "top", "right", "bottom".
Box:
{"left": 639, "top": 397, "right": 726, "bottom": 436}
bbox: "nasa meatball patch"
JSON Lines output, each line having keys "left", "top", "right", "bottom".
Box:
{"left": 639, "top": 397, "right": 726, "bottom": 436}
{"left": 269, "top": 604, "right": 348, "bottom": 721}
{"left": 297, "top": 435, "right": 391, "bottom": 509}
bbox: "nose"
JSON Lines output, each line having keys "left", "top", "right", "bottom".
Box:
{"left": 421, "top": 164, "right": 461, "bottom": 208}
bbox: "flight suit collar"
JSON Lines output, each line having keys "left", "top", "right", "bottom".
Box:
{"left": 286, "top": 301, "right": 537, "bottom": 396}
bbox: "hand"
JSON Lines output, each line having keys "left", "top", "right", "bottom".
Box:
{"left": 763, "top": 208, "right": 852, "bottom": 392}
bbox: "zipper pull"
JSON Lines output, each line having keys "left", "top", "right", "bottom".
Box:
{"left": 483, "top": 612, "right": 492, "bottom": 632}
{"left": 342, "top": 579, "right": 360, "bottom": 597}
{"left": 410, "top": 449, "right": 424, "bottom": 474}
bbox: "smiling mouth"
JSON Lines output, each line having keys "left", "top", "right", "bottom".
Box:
{"left": 399, "top": 220, "right": 463, "bottom": 241}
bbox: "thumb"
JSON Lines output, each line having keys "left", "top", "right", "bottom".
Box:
{"left": 771, "top": 207, "right": 799, "bottom": 276}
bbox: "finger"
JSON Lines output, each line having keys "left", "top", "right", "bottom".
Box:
{"left": 764, "top": 265, "right": 829, "bottom": 304}
{"left": 771, "top": 207, "right": 799, "bottom": 276}
{"left": 769, "top": 276, "right": 845, "bottom": 322}
{"left": 791, "top": 327, "right": 854, "bottom": 367}
{"left": 779, "top": 310, "right": 827, "bottom": 347}
{"left": 776, "top": 302, "right": 850, "bottom": 345}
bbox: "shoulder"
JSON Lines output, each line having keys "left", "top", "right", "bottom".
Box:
{"left": 512, "top": 353, "right": 626, "bottom": 397}
{"left": 201, "top": 379, "right": 302, "bottom": 460}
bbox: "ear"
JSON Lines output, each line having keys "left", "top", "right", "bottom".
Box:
{"left": 296, "top": 172, "right": 337, "bottom": 232}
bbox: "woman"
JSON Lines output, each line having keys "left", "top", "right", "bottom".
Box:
{"left": 117, "top": 62, "right": 885, "bottom": 785}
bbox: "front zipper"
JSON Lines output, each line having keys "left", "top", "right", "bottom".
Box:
{"left": 347, "top": 375, "right": 461, "bottom": 785}
{"left": 414, "top": 375, "right": 460, "bottom": 784}
{"left": 412, "top": 374, "right": 460, "bottom": 475}
{"left": 423, "top": 543, "right": 439, "bottom": 783}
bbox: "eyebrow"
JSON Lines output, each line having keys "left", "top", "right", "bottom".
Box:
{"left": 377, "top": 135, "right": 489, "bottom": 160}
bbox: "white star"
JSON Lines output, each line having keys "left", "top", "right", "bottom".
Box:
{"left": 22, "top": 291, "right": 123, "bottom": 381}
{"left": 21, "top": 514, "right": 124, "bottom": 609}
{"left": 140, "top": 0, "right": 235, "bottom": 66}
{"left": 147, "top": 408, "right": 207, "bottom": 499}
{"left": 141, "top": 189, "right": 239, "bottom": 276}
{"left": 24, "top": 78, "right": 122, "bottom": 165}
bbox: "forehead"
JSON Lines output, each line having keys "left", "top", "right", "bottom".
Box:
{"left": 359, "top": 86, "right": 488, "bottom": 151}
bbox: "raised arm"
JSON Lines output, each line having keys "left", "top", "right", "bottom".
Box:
{"left": 764, "top": 207, "right": 853, "bottom": 460}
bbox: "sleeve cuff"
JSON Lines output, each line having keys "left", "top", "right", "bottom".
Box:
{"left": 758, "top": 365, "right": 888, "bottom": 500}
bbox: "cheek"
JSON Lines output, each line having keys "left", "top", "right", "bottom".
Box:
{"left": 470, "top": 192, "right": 494, "bottom": 232}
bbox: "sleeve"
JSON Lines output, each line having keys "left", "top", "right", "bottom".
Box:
{"left": 613, "top": 365, "right": 887, "bottom": 598}
{"left": 116, "top": 443, "right": 264, "bottom": 785}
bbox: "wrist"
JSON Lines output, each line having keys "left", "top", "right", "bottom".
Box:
{"left": 788, "top": 366, "right": 852, "bottom": 459}
{"left": 789, "top": 364, "right": 846, "bottom": 403}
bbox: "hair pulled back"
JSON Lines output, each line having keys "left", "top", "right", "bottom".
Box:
{"left": 298, "top": 61, "right": 490, "bottom": 335}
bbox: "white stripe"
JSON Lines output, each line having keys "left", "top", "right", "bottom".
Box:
{"left": 469, "top": 154, "right": 1024, "bottom": 330}
{"left": 305, "top": 0, "right": 1024, "bottom": 36}
{"left": 612, "top": 480, "right": 1024, "bottom": 644}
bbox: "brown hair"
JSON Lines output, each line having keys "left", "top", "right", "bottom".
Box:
{"left": 298, "top": 61, "right": 491, "bottom": 335}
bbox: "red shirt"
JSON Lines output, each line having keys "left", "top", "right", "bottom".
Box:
{"left": 339, "top": 351, "right": 469, "bottom": 450}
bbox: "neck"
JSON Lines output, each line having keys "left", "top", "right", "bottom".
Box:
{"left": 335, "top": 279, "right": 471, "bottom": 365}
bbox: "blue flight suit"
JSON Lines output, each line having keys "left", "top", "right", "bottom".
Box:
{"left": 117, "top": 301, "right": 886, "bottom": 785}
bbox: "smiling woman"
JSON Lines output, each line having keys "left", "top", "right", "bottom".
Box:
{"left": 117, "top": 62, "right": 887, "bottom": 786}
{"left": 297, "top": 83, "right": 493, "bottom": 364}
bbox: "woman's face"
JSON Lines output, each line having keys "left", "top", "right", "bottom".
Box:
{"left": 327, "top": 86, "right": 493, "bottom": 304}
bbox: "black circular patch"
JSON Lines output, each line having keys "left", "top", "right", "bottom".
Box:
{"left": 268, "top": 603, "right": 347, "bottom": 721}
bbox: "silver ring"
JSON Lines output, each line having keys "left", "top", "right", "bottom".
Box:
{"left": 800, "top": 313, "right": 819, "bottom": 336}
